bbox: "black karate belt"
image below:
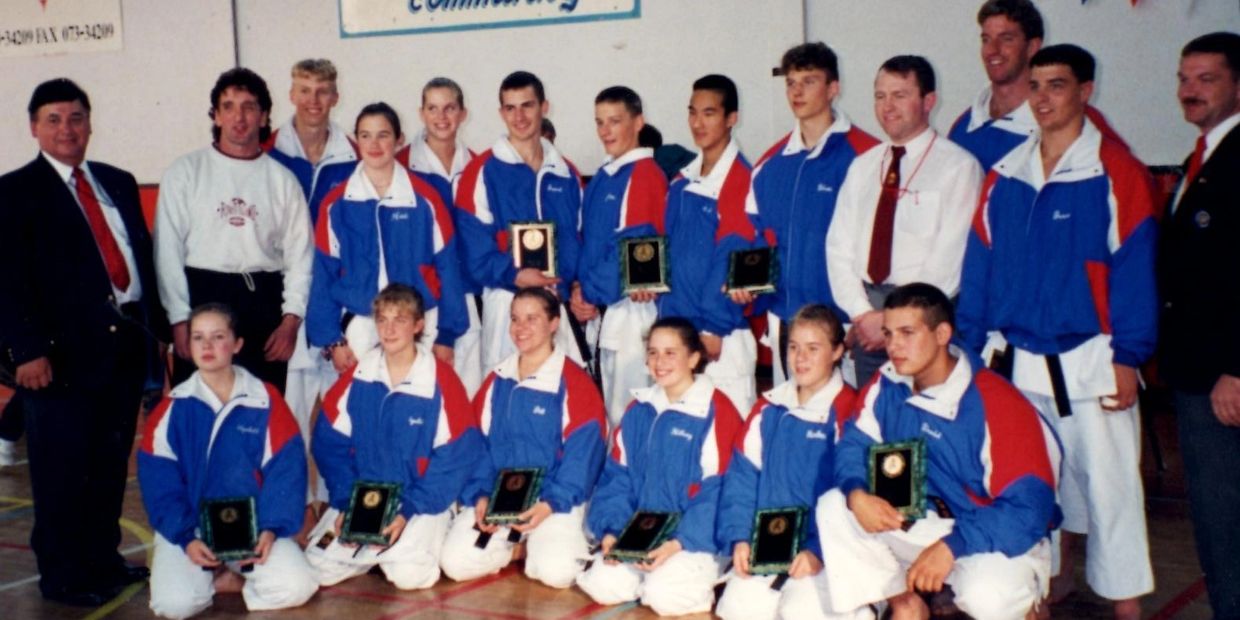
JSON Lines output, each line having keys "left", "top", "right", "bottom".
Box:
{"left": 770, "top": 573, "right": 790, "bottom": 591}
{"left": 776, "top": 317, "right": 789, "bottom": 380}
{"left": 988, "top": 343, "right": 1014, "bottom": 381}
{"left": 564, "top": 311, "right": 599, "bottom": 390}
{"left": 589, "top": 306, "right": 607, "bottom": 389}
{"left": 927, "top": 495, "right": 955, "bottom": 519}
{"left": 339, "top": 311, "right": 355, "bottom": 334}
{"left": 1045, "top": 353, "right": 1074, "bottom": 417}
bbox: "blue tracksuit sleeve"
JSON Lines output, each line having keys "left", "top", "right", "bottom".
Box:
{"left": 256, "top": 393, "right": 308, "bottom": 538}
{"left": 460, "top": 374, "right": 498, "bottom": 505}
{"left": 957, "top": 173, "right": 997, "bottom": 355}
{"left": 676, "top": 395, "right": 743, "bottom": 554}
{"left": 717, "top": 446, "right": 759, "bottom": 550}
{"left": 454, "top": 207, "right": 519, "bottom": 292}
{"left": 701, "top": 231, "right": 755, "bottom": 335}
{"left": 1103, "top": 165, "right": 1159, "bottom": 366}
{"left": 404, "top": 365, "right": 482, "bottom": 517}
{"left": 431, "top": 234, "right": 467, "bottom": 346}
{"left": 586, "top": 423, "right": 639, "bottom": 540}
{"left": 137, "top": 400, "right": 198, "bottom": 548}
{"left": 306, "top": 248, "right": 345, "bottom": 347}
{"left": 942, "top": 477, "right": 1057, "bottom": 558}
{"left": 540, "top": 366, "right": 607, "bottom": 513}
{"left": 313, "top": 375, "right": 359, "bottom": 512}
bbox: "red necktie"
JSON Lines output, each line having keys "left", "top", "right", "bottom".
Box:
{"left": 73, "top": 167, "right": 131, "bottom": 291}
{"left": 1183, "top": 134, "right": 1206, "bottom": 187}
{"left": 867, "top": 146, "right": 906, "bottom": 284}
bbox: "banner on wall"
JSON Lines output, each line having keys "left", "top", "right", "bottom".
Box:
{"left": 340, "top": 0, "right": 640, "bottom": 37}
{"left": 0, "top": 0, "right": 124, "bottom": 58}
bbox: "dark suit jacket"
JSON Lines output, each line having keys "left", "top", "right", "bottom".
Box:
{"left": 1159, "top": 123, "right": 1240, "bottom": 392}
{"left": 0, "top": 153, "right": 169, "bottom": 392}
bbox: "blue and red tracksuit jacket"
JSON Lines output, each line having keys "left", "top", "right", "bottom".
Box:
{"left": 453, "top": 137, "right": 583, "bottom": 301}
{"left": 306, "top": 163, "right": 467, "bottom": 348}
{"left": 717, "top": 372, "right": 856, "bottom": 559}
{"left": 315, "top": 347, "right": 481, "bottom": 519}
{"left": 835, "top": 351, "right": 1061, "bottom": 559}
{"left": 461, "top": 350, "right": 607, "bottom": 513}
{"left": 957, "top": 119, "right": 1158, "bottom": 367}
{"left": 263, "top": 119, "right": 359, "bottom": 206}
{"left": 587, "top": 376, "right": 745, "bottom": 555}
{"left": 657, "top": 140, "right": 766, "bottom": 335}
{"left": 949, "top": 89, "right": 1132, "bottom": 172}
{"left": 404, "top": 134, "right": 483, "bottom": 297}
{"left": 747, "top": 117, "right": 878, "bottom": 322}
{"left": 138, "top": 367, "right": 307, "bottom": 548}
{"left": 579, "top": 148, "right": 668, "bottom": 308}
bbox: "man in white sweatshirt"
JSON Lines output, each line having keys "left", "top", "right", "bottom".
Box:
{"left": 154, "top": 67, "right": 313, "bottom": 391}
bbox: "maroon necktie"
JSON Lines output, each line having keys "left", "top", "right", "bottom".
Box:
{"left": 866, "top": 146, "right": 906, "bottom": 284}
{"left": 1183, "top": 135, "right": 1206, "bottom": 187}
{"left": 73, "top": 167, "right": 131, "bottom": 291}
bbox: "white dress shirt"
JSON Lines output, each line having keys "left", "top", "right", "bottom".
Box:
{"left": 826, "top": 128, "right": 982, "bottom": 319}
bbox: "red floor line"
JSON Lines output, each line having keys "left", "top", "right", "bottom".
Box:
{"left": 554, "top": 601, "right": 607, "bottom": 620}
{"left": 0, "top": 542, "right": 31, "bottom": 552}
{"left": 437, "top": 603, "right": 532, "bottom": 620}
{"left": 321, "top": 586, "right": 418, "bottom": 604}
{"left": 376, "top": 566, "right": 521, "bottom": 620}
{"left": 1147, "top": 576, "right": 1207, "bottom": 620}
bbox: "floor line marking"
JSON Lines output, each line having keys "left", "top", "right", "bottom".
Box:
{"left": 377, "top": 566, "right": 520, "bottom": 620}
{"left": 589, "top": 601, "right": 638, "bottom": 620}
{"left": 1147, "top": 576, "right": 1207, "bottom": 620}
{"left": 81, "top": 517, "right": 155, "bottom": 620}
{"left": 0, "top": 575, "right": 39, "bottom": 593}
{"left": 554, "top": 601, "right": 607, "bottom": 620}
{"left": 438, "top": 602, "right": 531, "bottom": 620}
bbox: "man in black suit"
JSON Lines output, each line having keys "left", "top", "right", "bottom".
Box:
{"left": 1160, "top": 32, "right": 1240, "bottom": 619}
{"left": 0, "top": 79, "right": 168, "bottom": 606}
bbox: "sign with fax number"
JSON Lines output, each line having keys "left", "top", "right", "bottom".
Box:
{"left": 0, "top": 0, "right": 123, "bottom": 58}
{"left": 340, "top": 0, "right": 639, "bottom": 38}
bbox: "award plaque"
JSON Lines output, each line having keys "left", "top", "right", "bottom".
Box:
{"left": 619, "top": 236, "right": 670, "bottom": 294}
{"left": 483, "top": 468, "right": 545, "bottom": 525}
{"left": 605, "top": 511, "right": 681, "bottom": 563}
{"left": 511, "top": 221, "right": 556, "bottom": 277}
{"left": 726, "top": 247, "right": 777, "bottom": 294}
{"left": 200, "top": 496, "right": 257, "bottom": 561}
{"left": 340, "top": 480, "right": 402, "bottom": 545}
{"left": 748, "top": 506, "right": 808, "bottom": 575}
{"left": 869, "top": 439, "right": 927, "bottom": 521}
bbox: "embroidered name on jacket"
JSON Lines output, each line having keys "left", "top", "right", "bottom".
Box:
{"left": 670, "top": 427, "right": 694, "bottom": 441}
{"left": 816, "top": 183, "right": 835, "bottom": 193}
{"left": 408, "top": 417, "right": 424, "bottom": 426}
{"left": 236, "top": 425, "right": 261, "bottom": 435}
{"left": 920, "top": 422, "right": 943, "bottom": 440}
{"left": 546, "top": 184, "right": 564, "bottom": 193}
{"left": 391, "top": 212, "right": 410, "bottom": 221}
{"left": 532, "top": 406, "right": 547, "bottom": 416}
{"left": 1052, "top": 210, "right": 1072, "bottom": 221}
{"left": 217, "top": 198, "right": 258, "bottom": 227}
{"left": 805, "top": 429, "right": 828, "bottom": 440}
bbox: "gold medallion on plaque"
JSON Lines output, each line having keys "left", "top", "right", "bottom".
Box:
{"left": 521, "top": 229, "right": 546, "bottom": 251}
{"left": 767, "top": 515, "right": 788, "bottom": 536}
{"left": 639, "top": 515, "right": 659, "bottom": 530}
{"left": 633, "top": 242, "right": 655, "bottom": 263}
{"left": 743, "top": 252, "right": 762, "bottom": 266}
{"left": 220, "top": 507, "right": 238, "bottom": 524}
{"left": 505, "top": 474, "right": 526, "bottom": 492}
{"left": 881, "top": 452, "right": 906, "bottom": 478}
{"left": 363, "top": 490, "right": 383, "bottom": 508}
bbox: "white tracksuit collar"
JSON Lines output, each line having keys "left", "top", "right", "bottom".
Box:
{"left": 491, "top": 136, "right": 573, "bottom": 179}
{"left": 784, "top": 111, "right": 853, "bottom": 159}
{"left": 632, "top": 375, "right": 716, "bottom": 419}
{"left": 600, "top": 147, "right": 655, "bottom": 176}
{"left": 353, "top": 344, "right": 438, "bottom": 398}
{"left": 878, "top": 346, "right": 974, "bottom": 421}
{"left": 273, "top": 118, "right": 357, "bottom": 164}
{"left": 342, "top": 161, "right": 419, "bottom": 205}
{"left": 494, "top": 348, "right": 567, "bottom": 394}
{"left": 761, "top": 369, "right": 845, "bottom": 424}
{"left": 170, "top": 365, "right": 270, "bottom": 412}
{"left": 963, "top": 86, "right": 1038, "bottom": 137}
{"left": 994, "top": 117, "right": 1105, "bottom": 188}
{"left": 680, "top": 138, "right": 742, "bottom": 199}
{"left": 407, "top": 130, "right": 471, "bottom": 181}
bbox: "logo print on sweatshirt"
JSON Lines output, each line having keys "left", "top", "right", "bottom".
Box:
{"left": 670, "top": 427, "right": 694, "bottom": 441}
{"left": 217, "top": 197, "right": 258, "bottom": 227}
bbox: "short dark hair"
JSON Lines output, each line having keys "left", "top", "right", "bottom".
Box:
{"left": 209, "top": 67, "right": 273, "bottom": 143}
{"left": 977, "top": 0, "right": 1044, "bottom": 42}
{"left": 189, "top": 302, "right": 240, "bottom": 336}
{"left": 372, "top": 283, "right": 425, "bottom": 322}
{"left": 540, "top": 117, "right": 556, "bottom": 142}
{"left": 513, "top": 286, "right": 560, "bottom": 321}
{"left": 692, "top": 74, "right": 739, "bottom": 115}
{"left": 422, "top": 76, "right": 465, "bottom": 109}
{"left": 781, "top": 42, "right": 840, "bottom": 83}
{"left": 638, "top": 124, "right": 663, "bottom": 149}
{"left": 28, "top": 78, "right": 90, "bottom": 121}
{"left": 789, "top": 303, "right": 845, "bottom": 348}
{"left": 1031, "top": 44, "right": 1095, "bottom": 83}
{"left": 499, "top": 70, "right": 545, "bottom": 103}
{"left": 879, "top": 55, "right": 937, "bottom": 96}
{"left": 1182, "top": 32, "right": 1240, "bottom": 78}
{"left": 649, "top": 317, "right": 707, "bottom": 374}
{"left": 595, "top": 85, "right": 643, "bottom": 117}
{"left": 884, "top": 283, "right": 955, "bottom": 332}
{"left": 355, "top": 102, "right": 402, "bottom": 140}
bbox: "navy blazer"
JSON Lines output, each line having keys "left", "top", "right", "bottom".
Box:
{"left": 1159, "top": 124, "right": 1240, "bottom": 392}
{"left": 0, "top": 153, "right": 168, "bottom": 391}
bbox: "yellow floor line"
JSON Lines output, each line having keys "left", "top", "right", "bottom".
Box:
{"left": 81, "top": 517, "right": 155, "bottom": 620}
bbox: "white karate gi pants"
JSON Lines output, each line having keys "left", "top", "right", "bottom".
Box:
{"left": 576, "top": 549, "right": 723, "bottom": 616}
{"left": 439, "top": 505, "right": 590, "bottom": 589}
{"left": 303, "top": 508, "right": 450, "bottom": 590}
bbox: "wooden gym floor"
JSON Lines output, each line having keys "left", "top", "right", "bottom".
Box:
{"left": 0, "top": 386, "right": 1213, "bottom": 619}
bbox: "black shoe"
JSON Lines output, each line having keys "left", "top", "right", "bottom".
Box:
{"left": 100, "top": 563, "right": 150, "bottom": 588}
{"left": 41, "top": 583, "right": 122, "bottom": 607}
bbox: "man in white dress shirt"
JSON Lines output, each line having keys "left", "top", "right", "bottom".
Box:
{"left": 826, "top": 55, "right": 982, "bottom": 387}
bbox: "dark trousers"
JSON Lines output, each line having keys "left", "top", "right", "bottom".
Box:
{"left": 22, "top": 328, "right": 145, "bottom": 594}
{"left": 0, "top": 393, "right": 23, "bottom": 441}
{"left": 173, "top": 267, "right": 287, "bottom": 391}
{"left": 1173, "top": 389, "right": 1240, "bottom": 619}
